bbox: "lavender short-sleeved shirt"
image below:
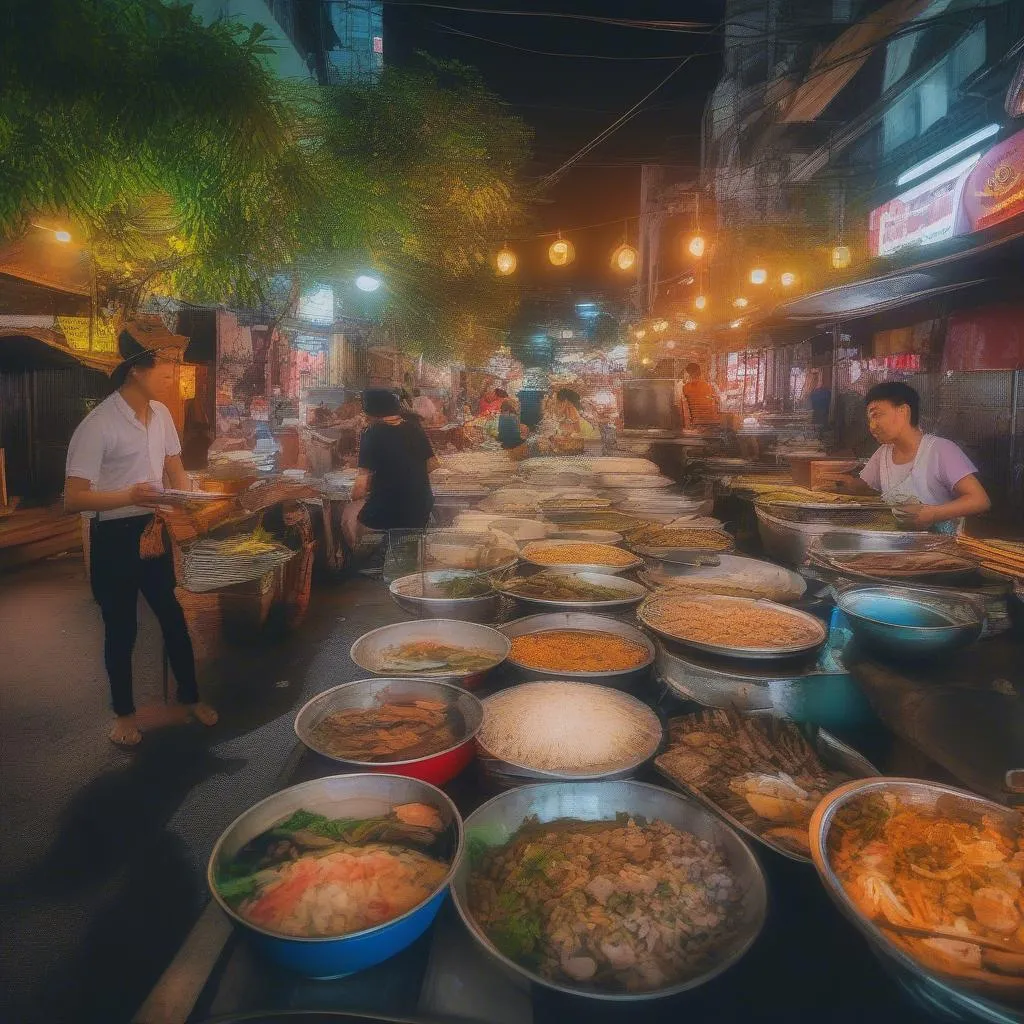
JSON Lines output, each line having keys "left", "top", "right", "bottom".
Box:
{"left": 860, "top": 435, "right": 978, "bottom": 505}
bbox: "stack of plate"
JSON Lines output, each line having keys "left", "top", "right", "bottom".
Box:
{"left": 181, "top": 539, "right": 295, "bottom": 593}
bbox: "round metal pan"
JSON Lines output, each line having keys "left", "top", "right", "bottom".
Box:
{"left": 496, "top": 570, "right": 648, "bottom": 612}
{"left": 638, "top": 592, "right": 828, "bottom": 661}
{"left": 518, "top": 540, "right": 644, "bottom": 576}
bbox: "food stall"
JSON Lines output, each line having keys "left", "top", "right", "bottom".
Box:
{"left": 137, "top": 440, "right": 1022, "bottom": 1024}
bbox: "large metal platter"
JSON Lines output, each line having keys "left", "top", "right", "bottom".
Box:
{"left": 518, "top": 539, "right": 644, "bottom": 575}
{"left": 655, "top": 711, "right": 878, "bottom": 864}
{"left": 639, "top": 553, "right": 807, "bottom": 603}
{"left": 810, "top": 778, "right": 1024, "bottom": 1021}
{"left": 638, "top": 592, "right": 828, "bottom": 661}
{"left": 496, "top": 570, "right": 648, "bottom": 611}
{"left": 449, "top": 781, "right": 768, "bottom": 1001}
{"left": 388, "top": 570, "right": 501, "bottom": 623}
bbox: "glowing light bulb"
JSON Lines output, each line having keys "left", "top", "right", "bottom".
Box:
{"left": 730, "top": 318, "right": 744, "bottom": 329}
{"left": 683, "top": 320, "right": 698, "bottom": 331}
{"left": 687, "top": 235, "right": 706, "bottom": 259}
{"left": 694, "top": 295, "right": 707, "bottom": 311}
{"left": 652, "top": 319, "right": 668, "bottom": 332}
{"left": 750, "top": 267, "right": 767, "bottom": 285}
{"left": 495, "top": 247, "right": 517, "bottom": 276}
{"left": 611, "top": 243, "right": 637, "bottom": 272}
{"left": 355, "top": 274, "right": 382, "bottom": 292}
{"left": 549, "top": 238, "right": 575, "bottom": 267}
{"left": 733, "top": 296, "right": 748, "bottom": 309}
{"left": 54, "top": 229, "right": 71, "bottom": 243}
{"left": 780, "top": 272, "right": 796, "bottom": 287}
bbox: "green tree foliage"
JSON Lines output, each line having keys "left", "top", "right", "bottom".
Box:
{"left": 0, "top": 1, "right": 530, "bottom": 358}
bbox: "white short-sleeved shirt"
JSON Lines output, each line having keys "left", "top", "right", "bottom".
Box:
{"left": 66, "top": 392, "right": 181, "bottom": 520}
{"left": 859, "top": 434, "right": 978, "bottom": 506}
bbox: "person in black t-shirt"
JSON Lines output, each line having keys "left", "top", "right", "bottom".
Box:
{"left": 343, "top": 389, "right": 438, "bottom": 547}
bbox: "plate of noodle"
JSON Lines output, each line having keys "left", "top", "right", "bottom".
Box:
{"left": 638, "top": 592, "right": 827, "bottom": 660}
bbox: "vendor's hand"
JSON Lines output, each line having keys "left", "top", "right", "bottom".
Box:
{"left": 895, "top": 503, "right": 936, "bottom": 529}
{"left": 128, "top": 482, "right": 164, "bottom": 506}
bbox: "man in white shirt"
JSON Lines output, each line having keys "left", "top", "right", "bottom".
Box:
{"left": 65, "top": 329, "right": 218, "bottom": 746}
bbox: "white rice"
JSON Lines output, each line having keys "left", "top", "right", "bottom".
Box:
{"left": 479, "top": 681, "right": 662, "bottom": 774}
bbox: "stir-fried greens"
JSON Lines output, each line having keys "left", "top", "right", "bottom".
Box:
{"left": 500, "top": 573, "right": 628, "bottom": 603}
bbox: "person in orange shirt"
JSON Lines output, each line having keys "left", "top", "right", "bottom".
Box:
{"left": 682, "top": 362, "right": 721, "bottom": 424}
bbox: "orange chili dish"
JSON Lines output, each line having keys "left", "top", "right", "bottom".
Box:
{"left": 509, "top": 629, "right": 648, "bottom": 672}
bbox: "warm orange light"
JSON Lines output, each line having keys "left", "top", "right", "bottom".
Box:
{"left": 687, "top": 235, "right": 706, "bottom": 259}
{"left": 694, "top": 295, "right": 707, "bottom": 311}
{"left": 683, "top": 320, "right": 698, "bottom": 331}
{"left": 549, "top": 237, "right": 575, "bottom": 267}
{"left": 634, "top": 328, "right": 646, "bottom": 340}
{"left": 495, "top": 246, "right": 517, "bottom": 276}
{"left": 750, "top": 267, "right": 767, "bottom": 285}
{"left": 652, "top": 319, "right": 669, "bottom": 333}
{"left": 831, "top": 245, "right": 852, "bottom": 269}
{"left": 179, "top": 364, "right": 197, "bottom": 400}
{"left": 733, "top": 296, "right": 748, "bottom": 308}
{"left": 730, "top": 318, "right": 744, "bottom": 329}
{"left": 641, "top": 357, "right": 652, "bottom": 366}
{"left": 611, "top": 242, "right": 637, "bottom": 272}
{"left": 54, "top": 229, "right": 72, "bottom": 243}
{"left": 780, "top": 272, "right": 797, "bottom": 287}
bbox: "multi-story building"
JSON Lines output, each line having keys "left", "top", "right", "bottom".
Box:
{"left": 693, "top": 0, "right": 1024, "bottom": 508}
{"left": 190, "top": 0, "right": 383, "bottom": 83}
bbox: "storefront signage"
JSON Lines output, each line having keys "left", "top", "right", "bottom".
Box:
{"left": 958, "top": 127, "right": 1024, "bottom": 234}
{"left": 868, "top": 152, "right": 981, "bottom": 257}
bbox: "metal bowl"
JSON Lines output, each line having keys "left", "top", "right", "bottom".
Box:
{"left": 207, "top": 774, "right": 463, "bottom": 979}
{"left": 519, "top": 539, "right": 644, "bottom": 576}
{"left": 350, "top": 619, "right": 510, "bottom": 688}
{"left": 810, "top": 778, "right": 1024, "bottom": 1021}
{"left": 476, "top": 681, "right": 663, "bottom": 783}
{"left": 639, "top": 593, "right": 828, "bottom": 661}
{"left": 498, "top": 570, "right": 648, "bottom": 613}
{"left": 450, "top": 781, "right": 767, "bottom": 1000}
{"left": 500, "top": 611, "right": 655, "bottom": 689}
{"left": 294, "top": 678, "right": 483, "bottom": 786}
{"left": 837, "top": 585, "right": 985, "bottom": 661}
{"left": 388, "top": 570, "right": 500, "bottom": 623}
{"left": 654, "top": 641, "right": 876, "bottom": 730}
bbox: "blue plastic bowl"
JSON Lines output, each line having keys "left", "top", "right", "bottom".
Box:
{"left": 207, "top": 774, "right": 464, "bottom": 979}
{"left": 837, "top": 585, "right": 985, "bottom": 662}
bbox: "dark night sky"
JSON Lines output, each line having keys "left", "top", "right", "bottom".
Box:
{"left": 383, "top": 1, "right": 724, "bottom": 293}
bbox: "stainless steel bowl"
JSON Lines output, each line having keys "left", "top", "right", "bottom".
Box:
{"left": 654, "top": 641, "right": 876, "bottom": 730}
{"left": 476, "top": 681, "right": 663, "bottom": 784}
{"left": 499, "top": 611, "right": 655, "bottom": 689}
{"left": 293, "top": 677, "right": 483, "bottom": 783}
{"left": 837, "top": 585, "right": 985, "bottom": 661}
{"left": 350, "top": 619, "right": 510, "bottom": 686}
{"left": 639, "top": 593, "right": 827, "bottom": 661}
{"left": 518, "top": 540, "right": 644, "bottom": 576}
{"left": 450, "top": 781, "right": 767, "bottom": 1000}
{"left": 810, "top": 778, "right": 1024, "bottom": 1022}
{"left": 388, "top": 570, "right": 501, "bottom": 623}
{"left": 498, "top": 570, "right": 648, "bottom": 613}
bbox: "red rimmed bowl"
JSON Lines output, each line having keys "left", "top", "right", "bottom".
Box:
{"left": 294, "top": 678, "right": 483, "bottom": 786}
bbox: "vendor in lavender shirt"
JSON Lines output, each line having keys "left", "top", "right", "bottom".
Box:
{"left": 834, "top": 382, "right": 991, "bottom": 533}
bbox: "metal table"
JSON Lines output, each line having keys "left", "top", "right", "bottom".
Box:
{"left": 136, "top": 682, "right": 946, "bottom": 1024}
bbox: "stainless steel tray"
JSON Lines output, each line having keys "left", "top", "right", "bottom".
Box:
{"left": 496, "top": 570, "right": 648, "bottom": 612}
{"left": 655, "top": 712, "right": 878, "bottom": 863}
{"left": 638, "top": 593, "right": 828, "bottom": 661}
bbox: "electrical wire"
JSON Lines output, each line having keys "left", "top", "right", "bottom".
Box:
{"left": 538, "top": 57, "right": 697, "bottom": 188}
{"left": 430, "top": 22, "right": 716, "bottom": 60}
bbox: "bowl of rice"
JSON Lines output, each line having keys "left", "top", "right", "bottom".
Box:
{"left": 477, "top": 681, "right": 663, "bottom": 785}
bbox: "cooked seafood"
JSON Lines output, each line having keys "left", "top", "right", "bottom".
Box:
{"left": 309, "top": 699, "right": 461, "bottom": 761}
{"left": 626, "top": 525, "right": 732, "bottom": 551}
{"left": 522, "top": 542, "right": 637, "bottom": 568}
{"left": 500, "top": 573, "right": 628, "bottom": 603}
{"left": 467, "top": 816, "right": 744, "bottom": 992}
{"left": 830, "top": 794, "right": 1024, "bottom": 986}
{"left": 375, "top": 639, "right": 498, "bottom": 674}
{"left": 642, "top": 594, "right": 823, "bottom": 650}
{"left": 215, "top": 807, "right": 451, "bottom": 937}
{"left": 656, "top": 709, "right": 853, "bottom": 856}
{"left": 479, "top": 682, "right": 660, "bottom": 773}
{"left": 509, "top": 630, "right": 649, "bottom": 672}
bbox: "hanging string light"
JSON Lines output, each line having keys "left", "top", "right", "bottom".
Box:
{"left": 780, "top": 271, "right": 797, "bottom": 287}
{"left": 611, "top": 241, "right": 637, "bottom": 272}
{"left": 548, "top": 233, "right": 575, "bottom": 267}
{"left": 683, "top": 319, "right": 698, "bottom": 331}
{"left": 733, "top": 296, "right": 749, "bottom": 309}
{"left": 652, "top": 319, "right": 669, "bottom": 332}
{"left": 750, "top": 267, "right": 767, "bottom": 285}
{"left": 495, "top": 245, "right": 517, "bottom": 276}
{"left": 687, "top": 193, "right": 706, "bottom": 258}
{"left": 694, "top": 294, "right": 707, "bottom": 311}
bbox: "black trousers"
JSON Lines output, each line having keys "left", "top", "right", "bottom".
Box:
{"left": 89, "top": 516, "right": 199, "bottom": 717}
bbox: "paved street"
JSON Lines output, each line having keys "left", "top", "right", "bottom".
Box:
{"left": 0, "top": 555, "right": 394, "bottom": 1024}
